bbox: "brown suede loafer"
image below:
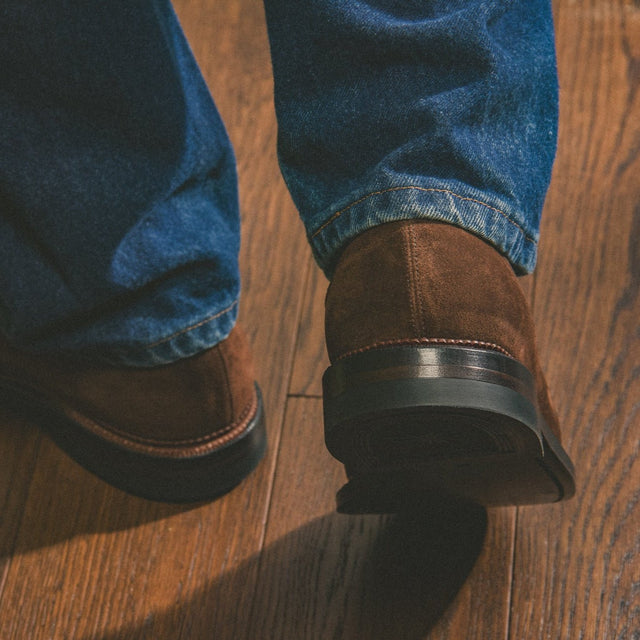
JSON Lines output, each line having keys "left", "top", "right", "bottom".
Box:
{"left": 323, "top": 220, "right": 575, "bottom": 513}
{"left": 0, "top": 326, "right": 266, "bottom": 502}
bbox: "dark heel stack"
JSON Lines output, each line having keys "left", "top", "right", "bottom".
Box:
{"left": 323, "top": 345, "right": 575, "bottom": 514}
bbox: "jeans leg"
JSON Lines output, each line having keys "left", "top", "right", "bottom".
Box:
{"left": 263, "top": 0, "right": 558, "bottom": 276}
{"left": 0, "top": 1, "right": 240, "bottom": 366}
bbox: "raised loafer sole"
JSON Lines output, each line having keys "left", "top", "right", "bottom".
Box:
{"left": 0, "top": 380, "right": 266, "bottom": 503}
{"left": 323, "top": 345, "right": 575, "bottom": 514}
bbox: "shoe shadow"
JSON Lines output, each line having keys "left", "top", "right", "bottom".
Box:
{"left": 88, "top": 500, "right": 487, "bottom": 640}
{"left": 1, "top": 410, "right": 488, "bottom": 639}
{"left": 0, "top": 408, "right": 204, "bottom": 556}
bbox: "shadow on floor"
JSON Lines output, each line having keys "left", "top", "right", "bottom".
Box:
{"left": 0, "top": 408, "right": 209, "bottom": 555}
{"left": 1, "top": 408, "right": 488, "bottom": 639}
{"left": 88, "top": 501, "right": 487, "bottom": 640}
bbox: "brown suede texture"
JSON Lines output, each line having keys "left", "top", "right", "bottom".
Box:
{"left": 325, "top": 220, "right": 561, "bottom": 440}
{"left": 0, "top": 325, "right": 256, "bottom": 448}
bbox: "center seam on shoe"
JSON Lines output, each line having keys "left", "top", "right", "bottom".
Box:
{"left": 406, "top": 223, "right": 424, "bottom": 336}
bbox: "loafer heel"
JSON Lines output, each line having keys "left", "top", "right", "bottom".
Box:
{"left": 323, "top": 345, "right": 575, "bottom": 513}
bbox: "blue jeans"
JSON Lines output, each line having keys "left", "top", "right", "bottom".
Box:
{"left": 0, "top": 0, "right": 558, "bottom": 366}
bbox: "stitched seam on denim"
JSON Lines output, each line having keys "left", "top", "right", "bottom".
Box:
{"left": 310, "top": 186, "right": 532, "bottom": 241}
{"left": 146, "top": 299, "right": 238, "bottom": 349}
{"left": 335, "top": 338, "right": 514, "bottom": 361}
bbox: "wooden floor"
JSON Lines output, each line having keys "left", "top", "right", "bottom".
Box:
{"left": 1, "top": 1, "right": 639, "bottom": 638}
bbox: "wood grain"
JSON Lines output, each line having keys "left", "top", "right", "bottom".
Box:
{"left": 250, "top": 398, "right": 515, "bottom": 640}
{"left": 289, "top": 264, "right": 330, "bottom": 397}
{"left": 510, "top": 1, "right": 640, "bottom": 638}
{"left": 0, "top": 1, "right": 311, "bottom": 638}
{"left": 0, "top": 0, "right": 638, "bottom": 638}
{"left": 0, "top": 414, "right": 41, "bottom": 598}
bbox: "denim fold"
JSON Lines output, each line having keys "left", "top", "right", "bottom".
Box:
{"left": 0, "top": 0, "right": 558, "bottom": 365}
{"left": 264, "top": 0, "right": 558, "bottom": 276}
{"left": 0, "top": 1, "right": 241, "bottom": 365}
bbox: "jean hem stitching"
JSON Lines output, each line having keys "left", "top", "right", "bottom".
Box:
{"left": 310, "top": 185, "right": 533, "bottom": 243}
{"left": 145, "top": 299, "right": 238, "bottom": 349}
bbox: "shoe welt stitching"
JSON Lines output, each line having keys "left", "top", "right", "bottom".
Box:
{"left": 64, "top": 390, "right": 259, "bottom": 458}
{"left": 335, "top": 338, "right": 514, "bottom": 361}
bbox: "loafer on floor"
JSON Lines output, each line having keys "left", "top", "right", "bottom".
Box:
{"left": 323, "top": 220, "right": 575, "bottom": 513}
{"left": 0, "top": 326, "right": 266, "bottom": 503}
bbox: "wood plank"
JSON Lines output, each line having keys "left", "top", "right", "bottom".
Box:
{"left": 0, "top": 437, "right": 275, "bottom": 640}
{"left": 0, "top": 1, "right": 311, "bottom": 638}
{"left": 289, "top": 264, "right": 329, "bottom": 397}
{"left": 249, "top": 397, "right": 515, "bottom": 640}
{"left": 282, "top": 237, "right": 543, "bottom": 637}
{"left": 281, "top": 95, "right": 540, "bottom": 640}
{"left": 0, "top": 414, "right": 41, "bottom": 597}
{"left": 510, "top": 1, "right": 640, "bottom": 638}
{"left": 1, "top": 0, "right": 635, "bottom": 637}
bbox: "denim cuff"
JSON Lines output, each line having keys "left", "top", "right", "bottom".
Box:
{"left": 308, "top": 180, "right": 540, "bottom": 279}
{"left": 101, "top": 298, "right": 239, "bottom": 367}
{"left": 11, "top": 296, "right": 240, "bottom": 369}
